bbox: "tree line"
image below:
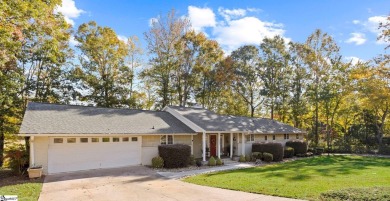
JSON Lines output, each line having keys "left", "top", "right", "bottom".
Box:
{"left": 0, "top": 2, "right": 389, "bottom": 165}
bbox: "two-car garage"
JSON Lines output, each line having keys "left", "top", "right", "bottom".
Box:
{"left": 47, "top": 136, "right": 141, "bottom": 174}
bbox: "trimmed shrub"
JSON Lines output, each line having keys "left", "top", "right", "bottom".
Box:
{"left": 208, "top": 156, "right": 216, "bottom": 166}
{"left": 158, "top": 144, "right": 191, "bottom": 168}
{"left": 252, "top": 152, "right": 262, "bottom": 160}
{"left": 379, "top": 145, "right": 390, "bottom": 155}
{"left": 263, "top": 152, "right": 273, "bottom": 162}
{"left": 151, "top": 156, "right": 164, "bottom": 168}
{"left": 216, "top": 158, "right": 223, "bottom": 166}
{"left": 239, "top": 155, "right": 246, "bottom": 162}
{"left": 285, "top": 141, "right": 308, "bottom": 155}
{"left": 196, "top": 160, "right": 202, "bottom": 167}
{"left": 189, "top": 155, "right": 196, "bottom": 165}
{"left": 245, "top": 154, "right": 251, "bottom": 162}
{"left": 284, "top": 146, "right": 294, "bottom": 158}
{"left": 320, "top": 187, "right": 390, "bottom": 201}
{"left": 252, "top": 142, "right": 284, "bottom": 161}
{"left": 316, "top": 147, "right": 324, "bottom": 155}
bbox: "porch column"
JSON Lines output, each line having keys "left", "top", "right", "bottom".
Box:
{"left": 241, "top": 133, "right": 245, "bottom": 156}
{"left": 230, "top": 133, "right": 233, "bottom": 158}
{"left": 30, "top": 136, "right": 35, "bottom": 166}
{"left": 202, "top": 132, "right": 206, "bottom": 161}
{"left": 191, "top": 135, "right": 194, "bottom": 155}
{"left": 217, "top": 133, "right": 221, "bottom": 159}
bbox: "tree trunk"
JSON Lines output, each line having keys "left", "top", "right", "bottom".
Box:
{"left": 0, "top": 120, "right": 4, "bottom": 167}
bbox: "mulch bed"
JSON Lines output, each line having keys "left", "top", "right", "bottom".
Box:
{"left": 0, "top": 168, "right": 44, "bottom": 187}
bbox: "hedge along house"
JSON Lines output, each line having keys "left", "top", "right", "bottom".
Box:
{"left": 19, "top": 102, "right": 306, "bottom": 174}
{"left": 163, "top": 106, "right": 306, "bottom": 162}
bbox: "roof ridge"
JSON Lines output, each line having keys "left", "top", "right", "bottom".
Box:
{"left": 28, "top": 102, "right": 165, "bottom": 113}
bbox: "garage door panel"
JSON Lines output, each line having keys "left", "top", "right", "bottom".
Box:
{"left": 48, "top": 137, "right": 141, "bottom": 174}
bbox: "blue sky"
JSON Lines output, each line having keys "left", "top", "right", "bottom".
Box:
{"left": 57, "top": 0, "right": 389, "bottom": 64}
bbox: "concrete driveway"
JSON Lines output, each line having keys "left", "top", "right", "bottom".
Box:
{"left": 39, "top": 166, "right": 301, "bottom": 201}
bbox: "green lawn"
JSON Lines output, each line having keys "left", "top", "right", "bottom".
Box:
{"left": 0, "top": 169, "right": 43, "bottom": 201}
{"left": 184, "top": 155, "right": 390, "bottom": 200}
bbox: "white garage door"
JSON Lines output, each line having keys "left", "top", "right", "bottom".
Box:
{"left": 48, "top": 136, "right": 141, "bottom": 174}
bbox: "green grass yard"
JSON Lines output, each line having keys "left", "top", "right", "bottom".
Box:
{"left": 0, "top": 169, "right": 43, "bottom": 201}
{"left": 184, "top": 155, "right": 390, "bottom": 200}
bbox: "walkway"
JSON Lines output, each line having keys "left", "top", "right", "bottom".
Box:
{"left": 158, "top": 161, "right": 255, "bottom": 179}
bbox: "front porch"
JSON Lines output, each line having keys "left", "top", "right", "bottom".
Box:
{"left": 199, "top": 132, "right": 248, "bottom": 162}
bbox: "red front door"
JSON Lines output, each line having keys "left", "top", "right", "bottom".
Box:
{"left": 210, "top": 135, "right": 217, "bottom": 157}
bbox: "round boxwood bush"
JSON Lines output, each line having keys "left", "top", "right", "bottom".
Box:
{"left": 252, "top": 152, "right": 262, "bottom": 160}
{"left": 158, "top": 144, "right": 191, "bottom": 168}
{"left": 208, "top": 156, "right": 216, "bottom": 166}
{"left": 285, "top": 140, "right": 308, "bottom": 155}
{"left": 284, "top": 146, "right": 294, "bottom": 158}
{"left": 263, "top": 152, "right": 273, "bottom": 162}
{"left": 252, "top": 142, "right": 284, "bottom": 161}
{"left": 239, "top": 155, "right": 246, "bottom": 162}
{"left": 245, "top": 154, "right": 251, "bottom": 162}
{"left": 151, "top": 156, "right": 164, "bottom": 168}
{"left": 195, "top": 160, "right": 202, "bottom": 167}
{"left": 189, "top": 155, "right": 196, "bottom": 165}
{"left": 216, "top": 158, "right": 223, "bottom": 166}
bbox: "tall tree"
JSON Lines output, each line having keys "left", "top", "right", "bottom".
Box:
{"left": 304, "top": 29, "right": 340, "bottom": 146}
{"left": 20, "top": 9, "right": 73, "bottom": 103}
{"left": 231, "top": 45, "right": 262, "bottom": 117}
{"left": 354, "top": 61, "right": 389, "bottom": 146}
{"left": 142, "top": 10, "right": 190, "bottom": 108}
{"left": 288, "top": 42, "right": 309, "bottom": 128}
{"left": 74, "top": 21, "right": 130, "bottom": 107}
{"left": 259, "top": 36, "right": 291, "bottom": 120}
{"left": 0, "top": 0, "right": 64, "bottom": 166}
{"left": 124, "top": 36, "right": 143, "bottom": 108}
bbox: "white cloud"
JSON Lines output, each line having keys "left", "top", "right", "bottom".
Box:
{"left": 186, "top": 6, "right": 286, "bottom": 53}
{"left": 188, "top": 6, "right": 216, "bottom": 32}
{"left": 345, "top": 56, "right": 363, "bottom": 65}
{"left": 148, "top": 17, "right": 158, "bottom": 27}
{"left": 345, "top": 32, "right": 366, "bottom": 45}
{"left": 352, "top": 15, "right": 387, "bottom": 45}
{"left": 69, "top": 35, "right": 79, "bottom": 46}
{"left": 55, "top": 0, "right": 84, "bottom": 26}
{"left": 117, "top": 35, "right": 128, "bottom": 43}
{"left": 218, "top": 7, "right": 246, "bottom": 21}
{"left": 213, "top": 17, "right": 286, "bottom": 52}
{"left": 247, "top": 8, "right": 262, "bottom": 13}
{"left": 366, "top": 16, "right": 387, "bottom": 33}
{"left": 352, "top": 20, "right": 360, "bottom": 24}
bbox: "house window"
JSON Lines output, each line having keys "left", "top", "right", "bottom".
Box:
{"left": 247, "top": 134, "right": 254, "bottom": 142}
{"left": 54, "top": 138, "right": 63, "bottom": 143}
{"left": 80, "top": 138, "right": 88, "bottom": 143}
{"left": 132, "top": 137, "right": 138, "bottom": 142}
{"left": 123, "top": 137, "right": 129, "bottom": 142}
{"left": 272, "top": 135, "right": 275, "bottom": 140}
{"left": 265, "top": 135, "right": 268, "bottom": 141}
{"left": 67, "top": 138, "right": 76, "bottom": 143}
{"left": 284, "top": 134, "right": 289, "bottom": 140}
{"left": 113, "top": 137, "right": 120, "bottom": 142}
{"left": 102, "top": 137, "right": 110, "bottom": 142}
{"left": 296, "top": 134, "right": 299, "bottom": 139}
{"left": 92, "top": 138, "right": 99, "bottom": 142}
{"left": 161, "top": 135, "right": 173, "bottom": 144}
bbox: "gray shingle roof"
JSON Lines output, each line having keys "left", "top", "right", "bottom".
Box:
{"left": 168, "top": 106, "right": 305, "bottom": 134}
{"left": 20, "top": 102, "right": 195, "bottom": 134}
